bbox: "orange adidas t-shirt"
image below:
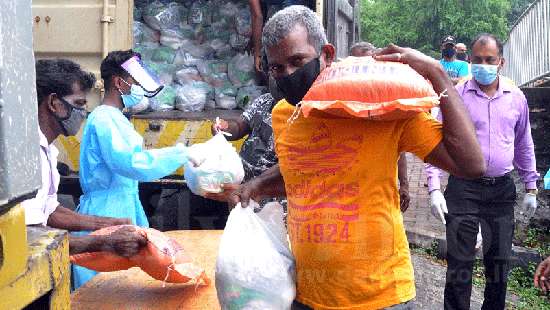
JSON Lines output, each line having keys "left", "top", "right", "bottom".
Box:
{"left": 272, "top": 101, "right": 443, "bottom": 309}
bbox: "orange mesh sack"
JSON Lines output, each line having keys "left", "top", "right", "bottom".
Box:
{"left": 69, "top": 226, "right": 135, "bottom": 272}
{"left": 301, "top": 56, "right": 439, "bottom": 120}
{"left": 130, "top": 228, "right": 209, "bottom": 284}
{"left": 70, "top": 225, "right": 209, "bottom": 285}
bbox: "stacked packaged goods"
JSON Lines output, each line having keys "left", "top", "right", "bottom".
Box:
{"left": 134, "top": 0, "right": 267, "bottom": 112}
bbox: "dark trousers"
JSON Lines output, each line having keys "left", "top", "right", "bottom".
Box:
{"left": 443, "top": 175, "right": 516, "bottom": 310}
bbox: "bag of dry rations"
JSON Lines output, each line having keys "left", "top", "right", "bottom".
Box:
{"left": 301, "top": 56, "right": 440, "bottom": 120}
{"left": 70, "top": 225, "right": 209, "bottom": 285}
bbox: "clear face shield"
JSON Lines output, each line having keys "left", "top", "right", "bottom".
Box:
{"left": 121, "top": 56, "right": 163, "bottom": 98}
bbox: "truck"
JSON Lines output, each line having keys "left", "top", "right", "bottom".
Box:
{"left": 30, "top": 0, "right": 361, "bottom": 230}
{"left": 502, "top": 0, "right": 550, "bottom": 215}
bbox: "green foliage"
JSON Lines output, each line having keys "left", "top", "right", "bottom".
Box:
{"left": 359, "top": 0, "right": 537, "bottom": 55}
{"left": 508, "top": 263, "right": 550, "bottom": 309}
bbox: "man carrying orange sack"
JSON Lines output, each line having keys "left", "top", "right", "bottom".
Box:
{"left": 222, "top": 5, "right": 485, "bottom": 309}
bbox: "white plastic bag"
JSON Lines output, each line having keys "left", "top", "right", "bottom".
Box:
{"left": 184, "top": 133, "right": 245, "bottom": 196}
{"left": 216, "top": 201, "right": 296, "bottom": 310}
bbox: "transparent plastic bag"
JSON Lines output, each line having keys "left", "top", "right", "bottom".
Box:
{"left": 173, "top": 50, "right": 202, "bottom": 67}
{"left": 180, "top": 42, "right": 215, "bottom": 58}
{"left": 229, "top": 32, "right": 250, "bottom": 51}
{"left": 160, "top": 28, "right": 191, "bottom": 50}
{"left": 174, "top": 66, "right": 203, "bottom": 84}
{"left": 127, "top": 96, "right": 150, "bottom": 114}
{"left": 150, "top": 85, "right": 177, "bottom": 111}
{"left": 235, "top": 7, "right": 252, "bottom": 36}
{"left": 216, "top": 201, "right": 296, "bottom": 310}
{"left": 215, "top": 86, "right": 238, "bottom": 110}
{"left": 184, "top": 133, "right": 245, "bottom": 196}
{"left": 188, "top": 0, "right": 211, "bottom": 26}
{"left": 151, "top": 46, "right": 177, "bottom": 64}
{"left": 228, "top": 53, "right": 256, "bottom": 87}
{"left": 134, "top": 21, "right": 161, "bottom": 45}
{"left": 175, "top": 81, "right": 213, "bottom": 112}
{"left": 143, "top": 1, "right": 184, "bottom": 31}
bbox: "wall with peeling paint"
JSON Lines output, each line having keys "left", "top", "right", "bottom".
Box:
{"left": 0, "top": 0, "right": 41, "bottom": 206}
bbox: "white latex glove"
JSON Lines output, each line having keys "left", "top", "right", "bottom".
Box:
{"left": 430, "top": 189, "right": 448, "bottom": 225}
{"left": 475, "top": 225, "right": 483, "bottom": 251}
{"left": 522, "top": 193, "right": 537, "bottom": 220}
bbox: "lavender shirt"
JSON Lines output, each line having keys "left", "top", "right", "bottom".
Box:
{"left": 426, "top": 77, "right": 539, "bottom": 191}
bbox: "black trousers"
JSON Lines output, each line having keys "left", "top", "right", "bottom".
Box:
{"left": 443, "top": 175, "right": 516, "bottom": 310}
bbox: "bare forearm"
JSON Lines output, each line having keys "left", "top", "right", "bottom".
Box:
{"left": 251, "top": 164, "right": 286, "bottom": 200}
{"left": 69, "top": 235, "right": 105, "bottom": 255}
{"left": 48, "top": 206, "right": 99, "bottom": 231}
{"left": 222, "top": 119, "right": 250, "bottom": 141}
{"left": 428, "top": 67, "right": 485, "bottom": 178}
{"left": 250, "top": 0, "right": 263, "bottom": 64}
{"left": 47, "top": 206, "right": 121, "bottom": 232}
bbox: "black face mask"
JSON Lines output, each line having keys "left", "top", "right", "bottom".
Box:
{"left": 275, "top": 57, "right": 320, "bottom": 106}
{"left": 442, "top": 47, "right": 456, "bottom": 58}
{"left": 456, "top": 52, "right": 468, "bottom": 61}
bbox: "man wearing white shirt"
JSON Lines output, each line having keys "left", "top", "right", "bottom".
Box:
{"left": 23, "top": 59, "right": 146, "bottom": 256}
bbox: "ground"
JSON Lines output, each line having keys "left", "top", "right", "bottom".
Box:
{"left": 412, "top": 254, "right": 486, "bottom": 309}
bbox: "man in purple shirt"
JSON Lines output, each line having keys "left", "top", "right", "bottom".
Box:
{"left": 426, "top": 33, "right": 539, "bottom": 309}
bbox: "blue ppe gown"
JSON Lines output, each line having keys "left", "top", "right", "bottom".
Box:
{"left": 72, "top": 105, "right": 190, "bottom": 289}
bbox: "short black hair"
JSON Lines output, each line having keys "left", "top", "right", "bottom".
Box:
{"left": 471, "top": 33, "right": 503, "bottom": 56}
{"left": 100, "top": 50, "right": 141, "bottom": 90}
{"left": 35, "top": 59, "right": 96, "bottom": 105}
{"left": 350, "top": 41, "right": 376, "bottom": 53}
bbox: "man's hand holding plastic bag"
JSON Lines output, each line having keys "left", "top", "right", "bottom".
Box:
{"left": 184, "top": 133, "right": 245, "bottom": 196}
{"left": 216, "top": 200, "right": 296, "bottom": 310}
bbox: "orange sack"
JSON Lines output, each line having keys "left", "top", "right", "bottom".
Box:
{"left": 301, "top": 56, "right": 439, "bottom": 120}
{"left": 70, "top": 225, "right": 209, "bottom": 285}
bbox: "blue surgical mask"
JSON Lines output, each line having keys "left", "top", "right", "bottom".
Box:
{"left": 471, "top": 64, "right": 499, "bottom": 85}
{"left": 119, "top": 79, "right": 145, "bottom": 108}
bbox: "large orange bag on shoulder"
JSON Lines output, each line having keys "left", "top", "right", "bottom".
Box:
{"left": 301, "top": 56, "right": 439, "bottom": 120}
{"left": 70, "top": 225, "right": 209, "bottom": 285}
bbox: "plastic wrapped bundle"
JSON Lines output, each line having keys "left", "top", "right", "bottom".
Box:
{"left": 133, "top": 46, "right": 155, "bottom": 61}
{"left": 235, "top": 7, "right": 252, "bottom": 36}
{"left": 216, "top": 1, "right": 239, "bottom": 20}
{"left": 209, "top": 39, "right": 235, "bottom": 59}
{"left": 215, "top": 86, "right": 238, "bottom": 110}
{"left": 188, "top": 0, "right": 212, "bottom": 26}
{"left": 207, "top": 20, "right": 232, "bottom": 43}
{"left": 173, "top": 50, "right": 202, "bottom": 67}
{"left": 151, "top": 46, "right": 177, "bottom": 64}
{"left": 127, "top": 97, "right": 150, "bottom": 114}
{"left": 144, "top": 61, "right": 177, "bottom": 85}
{"left": 160, "top": 28, "right": 191, "bottom": 50}
{"left": 175, "top": 66, "right": 203, "bottom": 84}
{"left": 175, "top": 81, "right": 214, "bottom": 112}
{"left": 228, "top": 53, "right": 255, "bottom": 87}
{"left": 134, "top": 21, "right": 161, "bottom": 46}
{"left": 229, "top": 32, "right": 249, "bottom": 51}
{"left": 143, "top": 1, "right": 166, "bottom": 30}
{"left": 143, "top": 1, "right": 184, "bottom": 31}
{"left": 236, "top": 85, "right": 267, "bottom": 109}
{"left": 197, "top": 60, "right": 228, "bottom": 77}
{"left": 180, "top": 42, "right": 215, "bottom": 58}
{"left": 150, "top": 85, "right": 177, "bottom": 111}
